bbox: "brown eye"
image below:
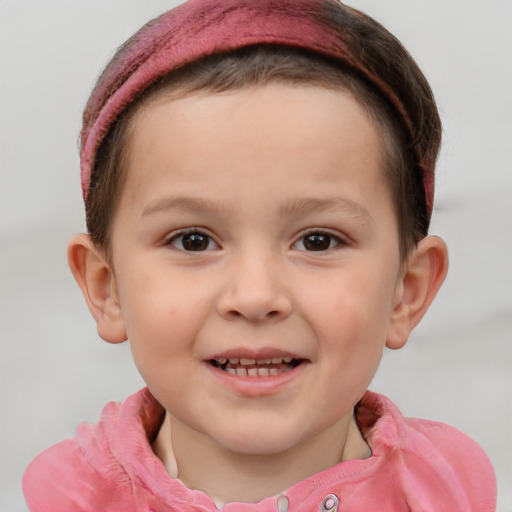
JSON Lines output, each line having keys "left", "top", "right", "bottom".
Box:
{"left": 182, "top": 233, "right": 208, "bottom": 251}
{"left": 295, "top": 232, "right": 341, "bottom": 251}
{"left": 303, "top": 233, "right": 331, "bottom": 251}
{"left": 171, "top": 232, "right": 217, "bottom": 251}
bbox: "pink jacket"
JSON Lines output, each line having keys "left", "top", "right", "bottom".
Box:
{"left": 23, "top": 388, "right": 496, "bottom": 512}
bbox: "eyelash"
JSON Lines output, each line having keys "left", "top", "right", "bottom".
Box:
{"left": 165, "top": 228, "right": 346, "bottom": 253}
{"left": 166, "top": 229, "right": 219, "bottom": 252}
{"left": 292, "top": 230, "right": 346, "bottom": 252}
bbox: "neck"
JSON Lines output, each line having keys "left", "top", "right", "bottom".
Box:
{"left": 153, "top": 411, "right": 370, "bottom": 507}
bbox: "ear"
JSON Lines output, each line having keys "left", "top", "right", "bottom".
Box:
{"left": 67, "top": 234, "right": 127, "bottom": 344}
{"left": 386, "top": 236, "right": 449, "bottom": 349}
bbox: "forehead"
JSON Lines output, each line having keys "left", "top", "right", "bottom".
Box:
{"left": 118, "top": 84, "right": 393, "bottom": 224}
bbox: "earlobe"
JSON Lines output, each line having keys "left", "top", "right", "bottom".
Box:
{"left": 67, "top": 234, "right": 127, "bottom": 344}
{"left": 386, "top": 236, "right": 449, "bottom": 349}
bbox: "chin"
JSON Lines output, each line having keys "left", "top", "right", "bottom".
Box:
{"left": 213, "top": 424, "right": 307, "bottom": 456}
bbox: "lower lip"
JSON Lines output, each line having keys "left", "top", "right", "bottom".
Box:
{"left": 204, "top": 361, "right": 308, "bottom": 397}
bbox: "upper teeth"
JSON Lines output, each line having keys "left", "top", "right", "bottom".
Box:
{"left": 216, "top": 356, "right": 293, "bottom": 365}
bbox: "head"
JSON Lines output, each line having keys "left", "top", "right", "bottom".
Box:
{"left": 82, "top": 0, "right": 442, "bottom": 263}
{"left": 69, "top": 0, "right": 448, "bottom": 462}
{"left": 88, "top": 46, "right": 430, "bottom": 264}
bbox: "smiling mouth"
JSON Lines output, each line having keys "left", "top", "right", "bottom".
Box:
{"left": 209, "top": 357, "right": 303, "bottom": 377}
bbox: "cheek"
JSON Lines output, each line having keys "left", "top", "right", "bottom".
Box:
{"left": 117, "top": 271, "right": 209, "bottom": 370}
{"left": 311, "top": 269, "right": 396, "bottom": 327}
{"left": 302, "top": 262, "right": 399, "bottom": 361}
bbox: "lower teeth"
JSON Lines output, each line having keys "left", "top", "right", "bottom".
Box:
{"left": 210, "top": 359, "right": 300, "bottom": 377}
{"left": 223, "top": 364, "right": 292, "bottom": 377}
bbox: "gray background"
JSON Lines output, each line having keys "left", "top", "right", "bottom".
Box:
{"left": 1, "top": 0, "right": 511, "bottom": 510}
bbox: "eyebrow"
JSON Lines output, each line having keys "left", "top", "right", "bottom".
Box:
{"left": 278, "top": 197, "right": 375, "bottom": 225}
{"left": 141, "top": 195, "right": 374, "bottom": 225}
{"left": 141, "top": 196, "right": 232, "bottom": 218}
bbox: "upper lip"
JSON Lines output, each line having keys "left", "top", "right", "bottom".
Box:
{"left": 206, "top": 347, "right": 307, "bottom": 362}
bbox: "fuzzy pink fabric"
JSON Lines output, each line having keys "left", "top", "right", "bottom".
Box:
{"left": 23, "top": 388, "right": 496, "bottom": 511}
{"left": 80, "top": 0, "right": 436, "bottom": 213}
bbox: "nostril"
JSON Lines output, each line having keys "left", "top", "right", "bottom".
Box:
{"left": 217, "top": 288, "right": 292, "bottom": 322}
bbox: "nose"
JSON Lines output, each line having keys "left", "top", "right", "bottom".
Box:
{"left": 217, "top": 251, "right": 292, "bottom": 322}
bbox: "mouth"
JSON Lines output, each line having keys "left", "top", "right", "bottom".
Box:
{"left": 208, "top": 356, "right": 304, "bottom": 377}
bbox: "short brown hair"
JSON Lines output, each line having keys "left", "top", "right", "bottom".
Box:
{"left": 85, "top": 2, "right": 441, "bottom": 261}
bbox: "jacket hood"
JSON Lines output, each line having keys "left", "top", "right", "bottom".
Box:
{"left": 23, "top": 388, "right": 496, "bottom": 512}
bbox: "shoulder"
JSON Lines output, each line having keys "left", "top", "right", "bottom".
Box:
{"left": 404, "top": 416, "right": 496, "bottom": 510}
{"left": 22, "top": 437, "right": 121, "bottom": 512}
{"left": 22, "top": 389, "right": 161, "bottom": 512}
{"left": 360, "top": 391, "right": 497, "bottom": 512}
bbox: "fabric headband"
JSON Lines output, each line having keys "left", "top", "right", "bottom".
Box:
{"left": 80, "top": 0, "right": 435, "bottom": 216}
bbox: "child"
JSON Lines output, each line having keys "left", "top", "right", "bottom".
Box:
{"left": 23, "top": 0, "right": 496, "bottom": 510}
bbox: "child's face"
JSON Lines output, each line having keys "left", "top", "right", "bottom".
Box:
{"left": 109, "top": 84, "right": 404, "bottom": 455}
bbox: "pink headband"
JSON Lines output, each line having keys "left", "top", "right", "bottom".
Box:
{"left": 80, "top": 0, "right": 436, "bottom": 215}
